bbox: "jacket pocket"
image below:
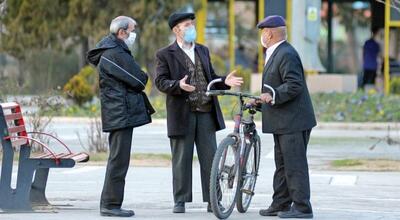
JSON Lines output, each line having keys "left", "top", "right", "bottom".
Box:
{"left": 126, "top": 92, "right": 146, "bottom": 115}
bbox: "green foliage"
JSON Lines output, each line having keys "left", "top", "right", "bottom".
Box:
{"left": 63, "top": 66, "right": 97, "bottom": 106}
{"left": 331, "top": 159, "right": 363, "bottom": 167}
{"left": 234, "top": 65, "right": 252, "bottom": 92}
{"left": 312, "top": 90, "right": 400, "bottom": 122}
{"left": 0, "top": 0, "right": 193, "bottom": 75}
{"left": 390, "top": 77, "right": 400, "bottom": 95}
{"left": 0, "top": 0, "right": 69, "bottom": 59}
{"left": 211, "top": 53, "right": 228, "bottom": 76}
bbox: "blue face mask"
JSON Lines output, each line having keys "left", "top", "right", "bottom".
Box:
{"left": 183, "top": 26, "right": 197, "bottom": 43}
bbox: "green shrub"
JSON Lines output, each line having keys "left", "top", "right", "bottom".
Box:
{"left": 211, "top": 53, "right": 228, "bottom": 76}
{"left": 234, "top": 65, "right": 252, "bottom": 92}
{"left": 63, "top": 66, "right": 97, "bottom": 106}
{"left": 390, "top": 76, "right": 400, "bottom": 95}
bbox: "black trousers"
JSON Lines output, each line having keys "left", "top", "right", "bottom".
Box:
{"left": 170, "top": 112, "right": 217, "bottom": 203}
{"left": 271, "top": 129, "right": 312, "bottom": 213}
{"left": 363, "top": 69, "right": 377, "bottom": 86}
{"left": 100, "top": 127, "right": 133, "bottom": 209}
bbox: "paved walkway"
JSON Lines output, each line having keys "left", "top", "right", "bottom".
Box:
{"left": 1, "top": 160, "right": 400, "bottom": 219}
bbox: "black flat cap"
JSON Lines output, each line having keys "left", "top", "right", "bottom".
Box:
{"left": 168, "top": 12, "right": 195, "bottom": 29}
{"left": 257, "top": 15, "right": 286, "bottom": 29}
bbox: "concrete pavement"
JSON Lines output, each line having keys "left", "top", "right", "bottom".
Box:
{"left": 1, "top": 160, "right": 400, "bottom": 219}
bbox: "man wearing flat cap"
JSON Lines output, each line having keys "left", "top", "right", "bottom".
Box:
{"left": 253, "top": 15, "right": 316, "bottom": 219}
{"left": 155, "top": 11, "right": 243, "bottom": 213}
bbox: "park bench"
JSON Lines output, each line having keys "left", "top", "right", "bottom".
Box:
{"left": 0, "top": 102, "right": 89, "bottom": 212}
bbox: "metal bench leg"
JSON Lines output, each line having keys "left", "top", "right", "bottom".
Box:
{"left": 13, "top": 146, "right": 36, "bottom": 211}
{"left": 30, "top": 168, "right": 50, "bottom": 206}
{"left": 0, "top": 144, "right": 15, "bottom": 210}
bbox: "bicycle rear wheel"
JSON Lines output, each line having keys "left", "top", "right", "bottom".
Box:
{"left": 237, "top": 134, "right": 261, "bottom": 213}
{"left": 210, "top": 136, "right": 241, "bottom": 219}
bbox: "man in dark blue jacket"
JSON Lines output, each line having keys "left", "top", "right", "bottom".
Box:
{"left": 87, "top": 16, "right": 154, "bottom": 217}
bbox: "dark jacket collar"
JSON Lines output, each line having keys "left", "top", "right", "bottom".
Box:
{"left": 110, "top": 34, "right": 130, "bottom": 53}
{"left": 263, "top": 41, "right": 288, "bottom": 74}
{"left": 167, "top": 41, "right": 211, "bottom": 77}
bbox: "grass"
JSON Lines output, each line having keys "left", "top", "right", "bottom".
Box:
{"left": 0, "top": 151, "right": 198, "bottom": 167}
{"left": 44, "top": 90, "right": 400, "bottom": 122}
{"left": 88, "top": 152, "right": 172, "bottom": 162}
{"left": 331, "top": 159, "right": 363, "bottom": 167}
{"left": 309, "top": 137, "right": 373, "bottom": 145}
{"left": 331, "top": 159, "right": 400, "bottom": 171}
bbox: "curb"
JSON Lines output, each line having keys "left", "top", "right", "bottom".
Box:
{"left": 44, "top": 117, "right": 400, "bottom": 131}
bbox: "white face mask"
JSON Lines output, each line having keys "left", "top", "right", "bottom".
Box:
{"left": 260, "top": 34, "right": 267, "bottom": 48}
{"left": 124, "top": 32, "right": 137, "bottom": 48}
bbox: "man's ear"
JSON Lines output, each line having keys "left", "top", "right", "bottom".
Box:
{"left": 172, "top": 26, "right": 179, "bottom": 35}
{"left": 117, "top": 29, "right": 125, "bottom": 38}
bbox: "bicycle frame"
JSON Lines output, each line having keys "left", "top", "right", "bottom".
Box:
{"left": 206, "top": 78, "right": 275, "bottom": 172}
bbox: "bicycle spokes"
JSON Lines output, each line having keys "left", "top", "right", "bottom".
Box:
{"left": 215, "top": 142, "right": 239, "bottom": 213}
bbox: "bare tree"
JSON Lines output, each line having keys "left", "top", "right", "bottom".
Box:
{"left": 77, "top": 117, "right": 108, "bottom": 153}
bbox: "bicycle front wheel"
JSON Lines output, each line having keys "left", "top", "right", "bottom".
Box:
{"left": 210, "top": 136, "right": 241, "bottom": 219}
{"left": 237, "top": 134, "right": 261, "bottom": 213}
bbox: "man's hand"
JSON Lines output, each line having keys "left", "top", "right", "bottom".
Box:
{"left": 224, "top": 70, "right": 244, "bottom": 87}
{"left": 247, "top": 98, "right": 263, "bottom": 106}
{"left": 260, "top": 93, "right": 273, "bottom": 104}
{"left": 179, "top": 75, "right": 195, "bottom": 92}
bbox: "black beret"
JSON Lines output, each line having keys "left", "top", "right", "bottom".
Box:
{"left": 168, "top": 12, "right": 195, "bottom": 29}
{"left": 257, "top": 15, "right": 286, "bottom": 29}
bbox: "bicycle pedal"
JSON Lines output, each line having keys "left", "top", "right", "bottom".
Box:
{"left": 241, "top": 189, "right": 255, "bottom": 196}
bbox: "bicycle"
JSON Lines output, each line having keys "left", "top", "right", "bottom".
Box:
{"left": 206, "top": 79, "right": 276, "bottom": 219}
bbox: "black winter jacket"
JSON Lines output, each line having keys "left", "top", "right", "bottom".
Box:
{"left": 87, "top": 34, "right": 155, "bottom": 132}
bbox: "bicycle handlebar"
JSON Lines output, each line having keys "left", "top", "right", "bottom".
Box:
{"left": 206, "top": 78, "right": 276, "bottom": 105}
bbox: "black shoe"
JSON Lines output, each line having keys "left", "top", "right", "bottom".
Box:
{"left": 100, "top": 208, "right": 135, "bottom": 217}
{"left": 278, "top": 207, "right": 313, "bottom": 219}
{"left": 173, "top": 202, "right": 185, "bottom": 213}
{"left": 259, "top": 206, "right": 290, "bottom": 216}
{"left": 207, "top": 202, "right": 225, "bottom": 213}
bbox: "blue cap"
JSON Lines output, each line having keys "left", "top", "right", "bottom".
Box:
{"left": 257, "top": 15, "right": 286, "bottom": 29}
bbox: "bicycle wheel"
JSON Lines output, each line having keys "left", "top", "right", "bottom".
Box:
{"left": 210, "top": 136, "right": 241, "bottom": 219}
{"left": 237, "top": 134, "right": 261, "bottom": 213}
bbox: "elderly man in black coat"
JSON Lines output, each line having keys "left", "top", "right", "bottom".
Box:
{"left": 155, "top": 12, "right": 243, "bottom": 213}
{"left": 87, "top": 16, "right": 154, "bottom": 217}
{"left": 254, "top": 16, "right": 317, "bottom": 219}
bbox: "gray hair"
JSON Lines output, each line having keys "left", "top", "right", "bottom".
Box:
{"left": 271, "top": 26, "right": 287, "bottom": 41}
{"left": 109, "top": 16, "right": 137, "bottom": 34}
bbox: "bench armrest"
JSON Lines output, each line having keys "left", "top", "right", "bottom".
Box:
{"left": 27, "top": 132, "right": 72, "bottom": 154}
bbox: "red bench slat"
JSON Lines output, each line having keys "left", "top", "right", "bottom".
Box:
{"left": 0, "top": 102, "right": 19, "bottom": 110}
{"left": 8, "top": 125, "right": 27, "bottom": 134}
{"left": 5, "top": 112, "right": 23, "bottom": 121}
{"left": 1, "top": 102, "right": 89, "bottom": 164}
{"left": 11, "top": 138, "right": 29, "bottom": 147}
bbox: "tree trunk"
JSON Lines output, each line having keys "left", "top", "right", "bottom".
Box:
{"left": 346, "top": 27, "right": 358, "bottom": 74}
{"left": 80, "top": 36, "right": 89, "bottom": 68}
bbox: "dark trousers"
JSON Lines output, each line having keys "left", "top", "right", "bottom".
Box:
{"left": 363, "top": 69, "right": 377, "bottom": 86}
{"left": 100, "top": 127, "right": 133, "bottom": 209}
{"left": 271, "top": 129, "right": 312, "bottom": 213}
{"left": 170, "top": 112, "right": 217, "bottom": 203}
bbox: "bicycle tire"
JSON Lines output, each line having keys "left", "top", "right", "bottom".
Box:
{"left": 210, "top": 136, "right": 241, "bottom": 219}
{"left": 236, "top": 134, "right": 261, "bottom": 213}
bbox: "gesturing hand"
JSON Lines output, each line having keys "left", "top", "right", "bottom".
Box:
{"left": 179, "top": 75, "right": 195, "bottom": 92}
{"left": 224, "top": 70, "right": 244, "bottom": 87}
